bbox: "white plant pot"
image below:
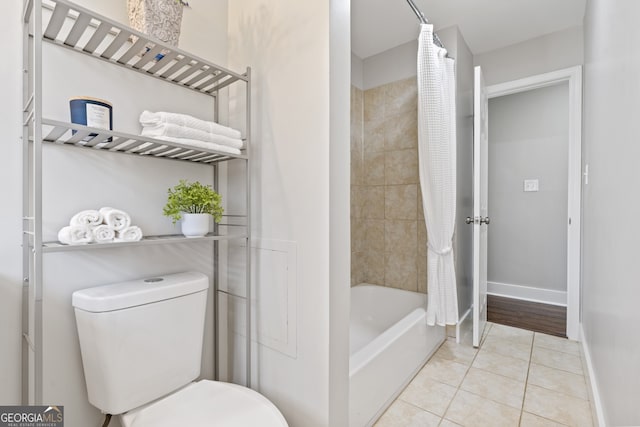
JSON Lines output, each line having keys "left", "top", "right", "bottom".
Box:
{"left": 181, "top": 213, "right": 210, "bottom": 238}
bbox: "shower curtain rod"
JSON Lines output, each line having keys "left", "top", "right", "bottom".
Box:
{"left": 405, "top": 0, "right": 446, "bottom": 50}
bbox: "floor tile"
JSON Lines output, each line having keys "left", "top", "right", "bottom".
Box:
{"left": 531, "top": 346, "right": 583, "bottom": 375}
{"left": 481, "top": 334, "right": 532, "bottom": 361}
{"left": 528, "top": 363, "right": 589, "bottom": 400}
{"left": 419, "top": 357, "right": 469, "bottom": 387}
{"left": 472, "top": 348, "right": 529, "bottom": 382}
{"left": 439, "top": 419, "right": 462, "bottom": 427}
{"left": 374, "top": 400, "right": 441, "bottom": 427}
{"left": 534, "top": 333, "right": 581, "bottom": 356}
{"left": 519, "top": 412, "right": 567, "bottom": 427}
{"left": 488, "top": 323, "right": 534, "bottom": 346}
{"left": 399, "top": 374, "right": 457, "bottom": 416}
{"left": 459, "top": 367, "right": 525, "bottom": 409}
{"left": 524, "top": 384, "right": 593, "bottom": 427}
{"left": 433, "top": 339, "right": 478, "bottom": 365}
{"left": 444, "top": 390, "right": 521, "bottom": 427}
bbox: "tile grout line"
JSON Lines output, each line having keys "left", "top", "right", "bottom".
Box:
{"left": 517, "top": 332, "right": 536, "bottom": 426}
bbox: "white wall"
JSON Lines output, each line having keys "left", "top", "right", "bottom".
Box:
{"left": 351, "top": 53, "right": 364, "bottom": 90}
{"left": 488, "top": 84, "right": 569, "bottom": 299}
{"left": 227, "top": 1, "right": 342, "bottom": 425}
{"left": 0, "top": 0, "right": 25, "bottom": 406}
{"left": 582, "top": 0, "right": 640, "bottom": 424}
{"left": 474, "top": 26, "right": 584, "bottom": 86}
{"left": 0, "top": 1, "right": 229, "bottom": 425}
{"left": 362, "top": 39, "right": 418, "bottom": 90}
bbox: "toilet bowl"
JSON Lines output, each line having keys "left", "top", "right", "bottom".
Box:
{"left": 120, "top": 380, "right": 287, "bottom": 427}
{"left": 72, "top": 272, "right": 288, "bottom": 427}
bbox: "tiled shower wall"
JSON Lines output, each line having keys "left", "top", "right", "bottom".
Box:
{"left": 351, "top": 78, "right": 427, "bottom": 292}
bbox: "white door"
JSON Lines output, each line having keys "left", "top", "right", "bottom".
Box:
{"left": 472, "top": 66, "right": 489, "bottom": 348}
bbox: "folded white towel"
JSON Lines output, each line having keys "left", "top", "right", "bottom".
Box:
{"left": 70, "top": 210, "right": 103, "bottom": 227}
{"left": 139, "top": 111, "right": 242, "bottom": 140}
{"left": 116, "top": 226, "right": 143, "bottom": 242}
{"left": 141, "top": 123, "right": 244, "bottom": 149}
{"left": 92, "top": 224, "right": 115, "bottom": 243}
{"left": 140, "top": 135, "right": 242, "bottom": 156}
{"left": 58, "top": 226, "right": 93, "bottom": 245}
{"left": 99, "top": 207, "right": 131, "bottom": 231}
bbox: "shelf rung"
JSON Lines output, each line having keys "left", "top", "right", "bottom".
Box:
{"left": 101, "top": 29, "right": 130, "bottom": 59}
{"left": 43, "top": 2, "right": 70, "bottom": 40}
{"left": 117, "top": 37, "right": 148, "bottom": 65}
{"left": 83, "top": 21, "right": 110, "bottom": 54}
{"left": 133, "top": 44, "right": 164, "bottom": 69}
{"left": 147, "top": 50, "right": 179, "bottom": 74}
{"left": 64, "top": 11, "right": 92, "bottom": 47}
{"left": 23, "top": 94, "right": 34, "bottom": 113}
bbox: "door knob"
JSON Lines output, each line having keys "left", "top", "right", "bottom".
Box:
{"left": 465, "top": 217, "right": 474, "bottom": 224}
{"left": 480, "top": 217, "right": 490, "bottom": 225}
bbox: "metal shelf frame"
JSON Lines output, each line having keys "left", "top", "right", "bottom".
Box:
{"left": 21, "top": 0, "right": 252, "bottom": 405}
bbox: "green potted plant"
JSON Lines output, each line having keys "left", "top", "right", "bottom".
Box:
{"left": 163, "top": 180, "right": 223, "bottom": 237}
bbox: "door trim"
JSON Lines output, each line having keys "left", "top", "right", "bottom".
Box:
{"left": 486, "top": 66, "right": 583, "bottom": 340}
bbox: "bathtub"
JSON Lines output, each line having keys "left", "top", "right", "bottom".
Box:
{"left": 349, "top": 284, "right": 445, "bottom": 427}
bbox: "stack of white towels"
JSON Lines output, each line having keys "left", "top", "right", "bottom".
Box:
{"left": 58, "top": 208, "right": 143, "bottom": 245}
{"left": 139, "top": 111, "right": 244, "bottom": 155}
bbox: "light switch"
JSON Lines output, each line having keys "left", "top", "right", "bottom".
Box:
{"left": 524, "top": 179, "right": 539, "bottom": 192}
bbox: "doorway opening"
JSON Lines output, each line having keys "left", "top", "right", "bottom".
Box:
{"left": 482, "top": 67, "right": 582, "bottom": 340}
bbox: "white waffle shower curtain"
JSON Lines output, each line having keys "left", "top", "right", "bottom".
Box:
{"left": 417, "top": 24, "right": 458, "bottom": 326}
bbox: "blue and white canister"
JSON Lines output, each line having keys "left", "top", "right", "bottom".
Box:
{"left": 69, "top": 96, "right": 113, "bottom": 142}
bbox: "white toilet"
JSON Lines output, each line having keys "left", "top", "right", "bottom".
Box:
{"left": 72, "top": 271, "right": 288, "bottom": 427}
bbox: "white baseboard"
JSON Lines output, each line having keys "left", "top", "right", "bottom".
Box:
{"left": 487, "top": 281, "right": 567, "bottom": 306}
{"left": 580, "top": 323, "right": 606, "bottom": 427}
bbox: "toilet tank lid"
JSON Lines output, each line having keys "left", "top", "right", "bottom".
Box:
{"left": 72, "top": 271, "right": 209, "bottom": 313}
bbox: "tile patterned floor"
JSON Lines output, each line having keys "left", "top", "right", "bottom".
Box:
{"left": 374, "top": 323, "right": 595, "bottom": 427}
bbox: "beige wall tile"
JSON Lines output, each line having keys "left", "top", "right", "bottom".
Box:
{"left": 384, "top": 220, "right": 417, "bottom": 256}
{"left": 351, "top": 186, "right": 362, "bottom": 219}
{"left": 385, "top": 252, "right": 418, "bottom": 291}
{"left": 351, "top": 218, "right": 365, "bottom": 253}
{"left": 385, "top": 149, "right": 419, "bottom": 185}
{"left": 524, "top": 384, "right": 593, "bottom": 426}
{"left": 384, "top": 77, "right": 418, "bottom": 117}
{"left": 351, "top": 251, "right": 365, "bottom": 286}
{"left": 364, "top": 119, "right": 385, "bottom": 152}
{"left": 417, "top": 220, "right": 427, "bottom": 257}
{"left": 363, "top": 219, "right": 385, "bottom": 253}
{"left": 351, "top": 150, "right": 363, "bottom": 186}
{"left": 445, "top": 390, "right": 521, "bottom": 427}
{"left": 363, "top": 151, "right": 385, "bottom": 185}
{"left": 361, "top": 186, "right": 385, "bottom": 220}
{"left": 363, "top": 250, "right": 385, "bottom": 285}
{"left": 384, "top": 112, "right": 418, "bottom": 151}
{"left": 417, "top": 183, "right": 425, "bottom": 220}
{"left": 385, "top": 184, "right": 417, "bottom": 220}
{"left": 418, "top": 255, "right": 427, "bottom": 293}
{"left": 364, "top": 85, "right": 385, "bottom": 122}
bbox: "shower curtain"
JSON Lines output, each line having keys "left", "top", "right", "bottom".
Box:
{"left": 417, "top": 24, "right": 458, "bottom": 326}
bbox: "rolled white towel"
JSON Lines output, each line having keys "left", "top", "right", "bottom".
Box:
{"left": 115, "top": 226, "right": 143, "bottom": 242}
{"left": 70, "top": 210, "right": 103, "bottom": 227}
{"left": 99, "top": 207, "right": 131, "bottom": 231}
{"left": 141, "top": 123, "right": 244, "bottom": 150}
{"left": 140, "top": 110, "right": 242, "bottom": 140}
{"left": 92, "top": 224, "right": 115, "bottom": 243}
{"left": 140, "top": 135, "right": 241, "bottom": 155}
{"left": 58, "top": 226, "right": 93, "bottom": 245}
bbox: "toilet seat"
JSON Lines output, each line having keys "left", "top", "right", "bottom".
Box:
{"left": 120, "top": 380, "right": 288, "bottom": 427}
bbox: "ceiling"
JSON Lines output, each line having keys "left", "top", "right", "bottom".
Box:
{"left": 351, "top": 0, "right": 586, "bottom": 59}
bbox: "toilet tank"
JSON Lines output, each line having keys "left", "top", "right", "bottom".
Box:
{"left": 72, "top": 271, "right": 209, "bottom": 415}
